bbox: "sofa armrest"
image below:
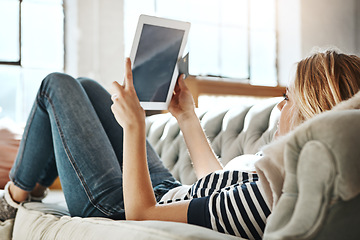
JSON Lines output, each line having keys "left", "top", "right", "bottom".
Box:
{"left": 262, "top": 110, "right": 360, "bottom": 239}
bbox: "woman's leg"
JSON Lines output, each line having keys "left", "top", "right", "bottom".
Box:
{"left": 10, "top": 73, "right": 125, "bottom": 218}
{"left": 77, "top": 78, "right": 178, "bottom": 188}
{"left": 34, "top": 77, "right": 179, "bottom": 193}
{"left": 10, "top": 73, "right": 179, "bottom": 219}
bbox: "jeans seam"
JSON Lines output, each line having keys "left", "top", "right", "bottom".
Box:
{"left": 43, "top": 91, "right": 115, "bottom": 216}
{"left": 9, "top": 100, "right": 39, "bottom": 192}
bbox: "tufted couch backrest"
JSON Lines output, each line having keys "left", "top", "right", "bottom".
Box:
{"left": 262, "top": 109, "right": 360, "bottom": 240}
{"left": 145, "top": 97, "right": 281, "bottom": 185}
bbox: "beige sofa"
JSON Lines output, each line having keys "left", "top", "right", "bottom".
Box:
{"left": 2, "top": 95, "right": 360, "bottom": 239}
{"left": 0, "top": 97, "right": 280, "bottom": 240}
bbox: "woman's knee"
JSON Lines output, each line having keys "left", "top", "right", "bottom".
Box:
{"left": 77, "top": 77, "right": 103, "bottom": 91}
{"left": 42, "top": 72, "right": 78, "bottom": 91}
{"left": 77, "top": 77, "right": 109, "bottom": 98}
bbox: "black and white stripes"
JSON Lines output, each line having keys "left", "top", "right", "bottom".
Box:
{"left": 159, "top": 171, "right": 271, "bottom": 239}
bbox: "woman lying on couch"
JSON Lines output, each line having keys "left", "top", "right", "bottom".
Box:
{"left": 1, "top": 49, "right": 360, "bottom": 239}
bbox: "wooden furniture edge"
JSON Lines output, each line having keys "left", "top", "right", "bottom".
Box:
{"left": 185, "top": 76, "right": 286, "bottom": 107}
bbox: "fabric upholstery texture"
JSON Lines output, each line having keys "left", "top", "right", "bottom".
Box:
{"left": 0, "top": 190, "right": 14, "bottom": 240}
{"left": 255, "top": 90, "right": 360, "bottom": 240}
{"left": 12, "top": 202, "right": 242, "bottom": 240}
{"left": 262, "top": 110, "right": 360, "bottom": 240}
{"left": 0, "top": 219, "right": 13, "bottom": 240}
{"left": 145, "top": 98, "right": 280, "bottom": 185}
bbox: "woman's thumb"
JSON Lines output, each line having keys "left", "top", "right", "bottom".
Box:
{"left": 178, "top": 74, "right": 187, "bottom": 89}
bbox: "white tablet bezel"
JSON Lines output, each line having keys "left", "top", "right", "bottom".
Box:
{"left": 129, "top": 14, "right": 190, "bottom": 110}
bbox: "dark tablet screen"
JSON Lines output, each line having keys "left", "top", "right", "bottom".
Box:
{"left": 132, "top": 24, "right": 185, "bottom": 102}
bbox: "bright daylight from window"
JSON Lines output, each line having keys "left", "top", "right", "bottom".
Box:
{"left": 0, "top": 0, "right": 64, "bottom": 123}
{"left": 124, "top": 0, "right": 277, "bottom": 86}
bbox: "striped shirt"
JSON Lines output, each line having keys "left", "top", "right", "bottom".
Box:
{"left": 158, "top": 171, "right": 271, "bottom": 239}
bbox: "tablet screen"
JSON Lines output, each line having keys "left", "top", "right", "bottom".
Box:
{"left": 132, "top": 24, "right": 185, "bottom": 102}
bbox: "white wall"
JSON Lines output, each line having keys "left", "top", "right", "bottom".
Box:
{"left": 301, "top": 0, "right": 360, "bottom": 57}
{"left": 277, "top": 0, "right": 360, "bottom": 86}
{"left": 65, "top": 0, "right": 124, "bottom": 90}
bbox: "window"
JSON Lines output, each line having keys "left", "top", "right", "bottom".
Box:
{"left": 0, "top": 0, "right": 64, "bottom": 123}
{"left": 124, "top": 0, "right": 277, "bottom": 86}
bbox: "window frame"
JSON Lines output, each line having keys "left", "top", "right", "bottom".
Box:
{"left": 124, "top": 0, "right": 283, "bottom": 108}
{"left": 0, "top": 0, "right": 21, "bottom": 66}
{"left": 0, "top": 0, "right": 66, "bottom": 69}
{"left": 150, "top": 0, "right": 279, "bottom": 85}
{"left": 0, "top": 0, "right": 66, "bottom": 123}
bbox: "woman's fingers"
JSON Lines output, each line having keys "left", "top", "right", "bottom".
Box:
{"left": 124, "top": 57, "right": 134, "bottom": 89}
{"left": 112, "top": 81, "right": 124, "bottom": 99}
{"left": 173, "top": 76, "right": 181, "bottom": 94}
{"left": 174, "top": 74, "right": 186, "bottom": 93}
{"left": 111, "top": 57, "right": 135, "bottom": 99}
{"left": 109, "top": 59, "right": 145, "bottom": 129}
{"left": 178, "top": 74, "right": 187, "bottom": 90}
{"left": 112, "top": 80, "right": 123, "bottom": 90}
{"left": 111, "top": 93, "right": 118, "bottom": 101}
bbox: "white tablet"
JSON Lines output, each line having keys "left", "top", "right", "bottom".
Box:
{"left": 129, "top": 15, "right": 191, "bottom": 110}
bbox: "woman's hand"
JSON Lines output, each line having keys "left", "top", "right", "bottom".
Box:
{"left": 168, "top": 75, "right": 196, "bottom": 121}
{"left": 114, "top": 60, "right": 189, "bottom": 223}
{"left": 169, "top": 75, "right": 222, "bottom": 179}
{"left": 111, "top": 58, "right": 145, "bottom": 130}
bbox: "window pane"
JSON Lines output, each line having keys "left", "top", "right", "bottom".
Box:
{"left": 124, "top": 0, "right": 155, "bottom": 56}
{"left": 249, "top": 0, "right": 277, "bottom": 86}
{"left": 189, "top": 23, "right": 219, "bottom": 76}
{"left": 21, "top": 68, "right": 50, "bottom": 122}
{"left": 0, "top": 66, "right": 21, "bottom": 121}
{"left": 21, "top": 0, "right": 64, "bottom": 69}
{"left": 188, "top": 0, "right": 220, "bottom": 25}
{"left": 220, "top": 27, "right": 248, "bottom": 79}
{"left": 250, "top": 0, "right": 276, "bottom": 31}
{"left": 219, "top": 0, "right": 249, "bottom": 79}
{"left": 220, "top": 0, "right": 248, "bottom": 28}
{"left": 0, "top": 0, "right": 20, "bottom": 62}
{"left": 250, "top": 30, "right": 277, "bottom": 86}
{"left": 125, "top": 0, "right": 277, "bottom": 85}
{"left": 156, "top": 0, "right": 190, "bottom": 21}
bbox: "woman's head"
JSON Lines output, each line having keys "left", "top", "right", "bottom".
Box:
{"left": 276, "top": 49, "right": 360, "bottom": 137}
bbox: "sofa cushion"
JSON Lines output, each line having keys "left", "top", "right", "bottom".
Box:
{"left": 12, "top": 202, "right": 243, "bottom": 240}
{"left": 145, "top": 98, "right": 280, "bottom": 184}
{"left": 0, "top": 219, "right": 14, "bottom": 240}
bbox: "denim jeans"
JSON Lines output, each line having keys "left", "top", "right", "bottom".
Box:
{"left": 9, "top": 73, "right": 180, "bottom": 219}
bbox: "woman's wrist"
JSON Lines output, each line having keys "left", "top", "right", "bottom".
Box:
{"left": 175, "top": 110, "right": 197, "bottom": 124}
{"left": 123, "top": 118, "right": 146, "bottom": 133}
{"left": 176, "top": 111, "right": 200, "bottom": 132}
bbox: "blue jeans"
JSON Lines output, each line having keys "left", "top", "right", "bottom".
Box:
{"left": 9, "top": 73, "right": 180, "bottom": 219}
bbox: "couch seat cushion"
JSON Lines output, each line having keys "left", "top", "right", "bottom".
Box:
{"left": 12, "top": 202, "right": 243, "bottom": 240}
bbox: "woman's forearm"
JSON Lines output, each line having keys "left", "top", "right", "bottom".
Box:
{"left": 122, "top": 124, "right": 189, "bottom": 222}
{"left": 122, "top": 125, "right": 157, "bottom": 220}
{"left": 177, "top": 112, "right": 223, "bottom": 179}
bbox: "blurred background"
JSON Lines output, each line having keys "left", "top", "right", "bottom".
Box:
{"left": 0, "top": 0, "right": 359, "bottom": 123}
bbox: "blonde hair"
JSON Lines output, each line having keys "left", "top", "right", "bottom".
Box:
{"left": 290, "top": 49, "right": 360, "bottom": 128}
